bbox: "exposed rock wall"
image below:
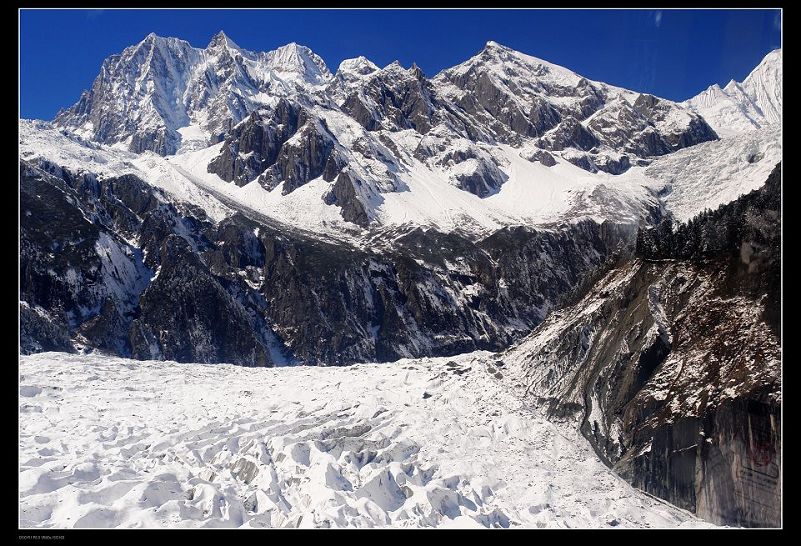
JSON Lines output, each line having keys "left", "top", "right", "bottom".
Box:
{"left": 21, "top": 159, "right": 635, "bottom": 366}
{"left": 503, "top": 164, "right": 781, "bottom": 526}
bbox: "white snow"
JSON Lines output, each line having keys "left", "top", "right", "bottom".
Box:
{"left": 19, "top": 120, "right": 232, "bottom": 223}
{"left": 645, "top": 126, "right": 781, "bottom": 223}
{"left": 94, "top": 232, "right": 152, "bottom": 311}
{"left": 22, "top": 113, "right": 780, "bottom": 243}
{"left": 167, "top": 144, "right": 358, "bottom": 239}
{"left": 374, "top": 144, "right": 656, "bottom": 233}
{"left": 165, "top": 123, "right": 660, "bottom": 241}
{"left": 18, "top": 352, "right": 711, "bottom": 529}
{"left": 176, "top": 125, "right": 210, "bottom": 153}
{"left": 22, "top": 37, "right": 782, "bottom": 243}
{"left": 433, "top": 40, "right": 639, "bottom": 120}
{"left": 263, "top": 42, "right": 331, "bottom": 85}
{"left": 336, "top": 56, "right": 380, "bottom": 79}
{"left": 684, "top": 49, "right": 781, "bottom": 137}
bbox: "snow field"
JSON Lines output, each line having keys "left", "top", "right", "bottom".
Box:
{"left": 19, "top": 352, "right": 711, "bottom": 528}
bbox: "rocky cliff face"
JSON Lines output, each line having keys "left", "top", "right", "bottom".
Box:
{"left": 434, "top": 43, "right": 717, "bottom": 168}
{"left": 206, "top": 100, "right": 302, "bottom": 186}
{"left": 20, "top": 157, "right": 639, "bottom": 366}
{"left": 501, "top": 164, "right": 781, "bottom": 526}
{"left": 54, "top": 33, "right": 330, "bottom": 155}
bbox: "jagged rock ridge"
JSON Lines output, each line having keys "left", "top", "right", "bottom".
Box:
{"left": 20, "top": 158, "right": 643, "bottom": 366}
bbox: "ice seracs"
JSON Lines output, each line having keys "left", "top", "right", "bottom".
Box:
{"left": 19, "top": 351, "right": 712, "bottom": 528}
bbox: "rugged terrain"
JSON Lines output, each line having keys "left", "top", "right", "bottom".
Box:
{"left": 19, "top": 351, "right": 710, "bottom": 528}
{"left": 500, "top": 165, "right": 781, "bottom": 526}
{"left": 20, "top": 157, "right": 636, "bottom": 365}
{"left": 20, "top": 37, "right": 781, "bottom": 365}
{"left": 19, "top": 33, "right": 781, "bottom": 528}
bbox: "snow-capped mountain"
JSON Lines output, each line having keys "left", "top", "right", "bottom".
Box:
{"left": 684, "top": 49, "right": 781, "bottom": 137}
{"left": 20, "top": 31, "right": 783, "bottom": 528}
{"left": 22, "top": 34, "right": 781, "bottom": 369}
{"left": 53, "top": 32, "right": 331, "bottom": 155}
{"left": 56, "top": 35, "right": 717, "bottom": 162}
{"left": 50, "top": 34, "right": 722, "bottom": 234}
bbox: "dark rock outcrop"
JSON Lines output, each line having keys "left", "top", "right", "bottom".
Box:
{"left": 249, "top": 218, "right": 627, "bottom": 365}
{"left": 258, "top": 118, "right": 339, "bottom": 194}
{"left": 527, "top": 97, "right": 562, "bottom": 137}
{"left": 521, "top": 149, "right": 557, "bottom": 167}
{"left": 594, "top": 154, "right": 631, "bottom": 175}
{"left": 207, "top": 99, "right": 301, "bottom": 185}
{"left": 20, "top": 302, "right": 74, "bottom": 354}
{"left": 563, "top": 153, "right": 598, "bottom": 173}
{"left": 538, "top": 116, "right": 599, "bottom": 152}
{"left": 20, "top": 160, "right": 283, "bottom": 365}
{"left": 341, "top": 63, "right": 436, "bottom": 134}
{"left": 323, "top": 171, "right": 370, "bottom": 227}
{"left": 130, "top": 235, "right": 273, "bottom": 366}
{"left": 505, "top": 164, "right": 781, "bottom": 526}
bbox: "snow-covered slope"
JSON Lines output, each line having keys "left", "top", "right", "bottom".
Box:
{"left": 741, "top": 49, "right": 782, "bottom": 125}
{"left": 684, "top": 49, "right": 781, "bottom": 137}
{"left": 21, "top": 118, "right": 661, "bottom": 241}
{"left": 19, "top": 119, "right": 232, "bottom": 223}
{"left": 645, "top": 125, "right": 781, "bottom": 223}
{"left": 26, "top": 34, "right": 781, "bottom": 240}
{"left": 23, "top": 111, "right": 779, "bottom": 244}
{"left": 170, "top": 132, "right": 660, "bottom": 236}
{"left": 19, "top": 352, "right": 710, "bottom": 528}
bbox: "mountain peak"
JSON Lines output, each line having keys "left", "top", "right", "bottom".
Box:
{"left": 481, "top": 40, "right": 517, "bottom": 56}
{"left": 337, "top": 56, "right": 379, "bottom": 76}
{"left": 265, "top": 42, "right": 331, "bottom": 84}
{"left": 140, "top": 32, "right": 168, "bottom": 46}
{"left": 749, "top": 48, "right": 781, "bottom": 76}
{"left": 723, "top": 79, "right": 740, "bottom": 93}
{"left": 410, "top": 62, "right": 425, "bottom": 79}
{"left": 207, "top": 30, "right": 241, "bottom": 51}
{"left": 685, "top": 50, "right": 781, "bottom": 135}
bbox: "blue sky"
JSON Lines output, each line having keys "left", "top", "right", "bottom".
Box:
{"left": 20, "top": 9, "right": 781, "bottom": 120}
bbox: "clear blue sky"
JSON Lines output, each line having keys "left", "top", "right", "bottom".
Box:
{"left": 20, "top": 9, "right": 781, "bottom": 120}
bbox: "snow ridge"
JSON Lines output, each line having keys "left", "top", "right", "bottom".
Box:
{"left": 684, "top": 49, "right": 781, "bottom": 137}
